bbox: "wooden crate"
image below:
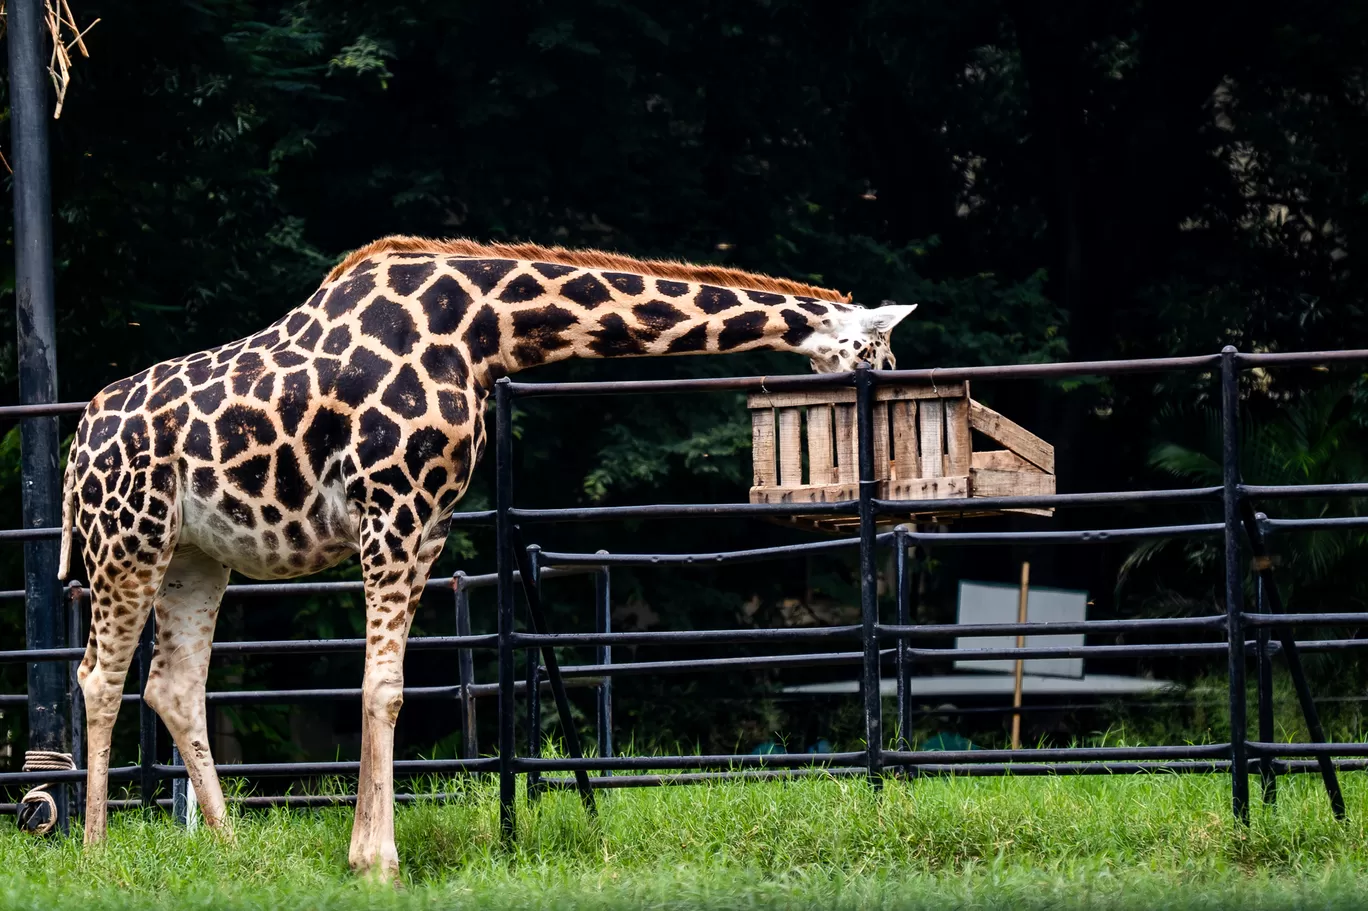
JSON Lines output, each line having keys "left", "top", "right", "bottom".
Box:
{"left": 748, "top": 382, "right": 1055, "bottom": 532}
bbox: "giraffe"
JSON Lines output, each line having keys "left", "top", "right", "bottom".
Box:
{"left": 57, "top": 235, "right": 917, "bottom": 876}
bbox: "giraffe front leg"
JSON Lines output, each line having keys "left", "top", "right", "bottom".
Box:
{"left": 350, "top": 630, "right": 404, "bottom": 879}
{"left": 348, "top": 524, "right": 443, "bottom": 879}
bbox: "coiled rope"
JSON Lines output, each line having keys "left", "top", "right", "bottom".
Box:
{"left": 19, "top": 750, "right": 75, "bottom": 835}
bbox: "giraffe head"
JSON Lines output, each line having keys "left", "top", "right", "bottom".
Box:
{"left": 804, "top": 301, "right": 918, "bottom": 373}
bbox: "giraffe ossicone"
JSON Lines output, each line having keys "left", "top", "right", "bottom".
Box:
{"left": 58, "top": 235, "right": 917, "bottom": 876}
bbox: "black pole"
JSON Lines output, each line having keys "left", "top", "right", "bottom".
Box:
{"left": 67, "top": 584, "right": 84, "bottom": 817}
{"left": 525, "top": 660, "right": 541, "bottom": 800}
{"left": 1240, "top": 506, "right": 1345, "bottom": 819}
{"left": 894, "top": 526, "right": 912, "bottom": 755}
{"left": 494, "top": 379, "right": 517, "bottom": 840}
{"left": 1255, "top": 573, "right": 1277, "bottom": 805}
{"left": 594, "top": 557, "right": 613, "bottom": 766}
{"left": 525, "top": 546, "right": 542, "bottom": 802}
{"left": 509, "top": 528, "right": 596, "bottom": 814}
{"left": 170, "top": 745, "right": 189, "bottom": 827}
{"left": 454, "top": 573, "right": 477, "bottom": 761}
{"left": 138, "top": 614, "right": 157, "bottom": 808}
{"left": 855, "top": 365, "right": 883, "bottom": 786}
{"left": 9, "top": 0, "right": 68, "bottom": 834}
{"left": 1221, "top": 346, "right": 1249, "bottom": 823}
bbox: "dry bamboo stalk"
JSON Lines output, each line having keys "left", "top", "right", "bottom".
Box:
{"left": 0, "top": 0, "right": 99, "bottom": 120}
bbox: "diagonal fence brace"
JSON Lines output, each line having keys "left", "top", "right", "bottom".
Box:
{"left": 1239, "top": 500, "right": 1345, "bottom": 820}
{"left": 509, "top": 525, "right": 597, "bottom": 815}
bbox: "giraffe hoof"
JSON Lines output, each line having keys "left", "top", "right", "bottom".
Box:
{"left": 207, "top": 820, "right": 236, "bottom": 843}
{"left": 351, "top": 856, "right": 402, "bottom": 886}
{"left": 349, "top": 838, "right": 402, "bottom": 885}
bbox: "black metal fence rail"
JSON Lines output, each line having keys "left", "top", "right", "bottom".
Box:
{"left": 488, "top": 345, "right": 1368, "bottom": 832}
{"left": 3, "top": 346, "right": 1368, "bottom": 835}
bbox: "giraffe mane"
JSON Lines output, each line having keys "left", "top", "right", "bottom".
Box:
{"left": 323, "top": 235, "right": 854, "bottom": 303}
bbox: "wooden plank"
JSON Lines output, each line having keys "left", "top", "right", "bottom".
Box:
{"left": 751, "top": 408, "right": 776, "bottom": 490}
{"left": 872, "top": 401, "right": 891, "bottom": 480}
{"left": 970, "top": 467, "right": 1056, "bottom": 498}
{"left": 875, "top": 383, "right": 968, "bottom": 402}
{"left": 806, "top": 404, "right": 834, "bottom": 486}
{"left": 972, "top": 450, "right": 1035, "bottom": 472}
{"left": 834, "top": 404, "right": 856, "bottom": 484}
{"left": 919, "top": 399, "right": 944, "bottom": 478}
{"left": 777, "top": 408, "right": 803, "bottom": 487}
{"left": 752, "top": 483, "right": 859, "bottom": 504}
{"left": 748, "top": 382, "right": 968, "bottom": 410}
{"left": 883, "top": 475, "right": 969, "bottom": 501}
{"left": 750, "top": 388, "right": 855, "bottom": 408}
{"left": 945, "top": 396, "right": 971, "bottom": 475}
{"left": 891, "top": 400, "right": 918, "bottom": 480}
{"left": 968, "top": 400, "right": 1054, "bottom": 473}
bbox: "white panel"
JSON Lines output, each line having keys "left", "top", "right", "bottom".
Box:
{"left": 953, "top": 580, "right": 1087, "bottom": 679}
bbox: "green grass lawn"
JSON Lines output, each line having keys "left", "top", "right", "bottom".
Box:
{"left": 2, "top": 770, "right": 1367, "bottom": 909}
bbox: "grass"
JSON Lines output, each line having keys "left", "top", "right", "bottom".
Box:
{"left": 2, "top": 770, "right": 1368, "bottom": 909}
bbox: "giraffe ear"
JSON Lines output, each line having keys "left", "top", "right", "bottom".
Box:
{"left": 861, "top": 303, "right": 917, "bottom": 333}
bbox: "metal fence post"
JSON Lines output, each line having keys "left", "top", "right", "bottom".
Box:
{"left": 1240, "top": 506, "right": 1344, "bottom": 818}
{"left": 9, "top": 0, "right": 68, "bottom": 835}
{"left": 594, "top": 556, "right": 613, "bottom": 765}
{"left": 67, "top": 582, "right": 86, "bottom": 817}
{"left": 525, "top": 545, "right": 543, "bottom": 802}
{"left": 171, "top": 745, "right": 194, "bottom": 828}
{"left": 1255, "top": 572, "right": 1277, "bottom": 805}
{"left": 855, "top": 365, "right": 883, "bottom": 786}
{"left": 1221, "top": 345, "right": 1250, "bottom": 823}
{"left": 894, "top": 526, "right": 912, "bottom": 755}
{"left": 494, "top": 378, "right": 517, "bottom": 840}
{"left": 138, "top": 613, "right": 157, "bottom": 809}
{"left": 453, "top": 572, "right": 478, "bottom": 761}
{"left": 508, "top": 528, "right": 597, "bottom": 813}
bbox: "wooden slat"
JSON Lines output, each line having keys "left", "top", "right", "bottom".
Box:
{"left": 972, "top": 450, "right": 1034, "bottom": 472}
{"left": 971, "top": 467, "right": 1056, "bottom": 498}
{"left": 884, "top": 475, "right": 969, "bottom": 501}
{"left": 806, "top": 404, "right": 834, "bottom": 486}
{"left": 945, "top": 397, "right": 971, "bottom": 475}
{"left": 834, "top": 404, "right": 856, "bottom": 484}
{"left": 891, "top": 400, "right": 918, "bottom": 480}
{"left": 872, "top": 402, "right": 890, "bottom": 480}
{"left": 777, "top": 408, "right": 803, "bottom": 487}
{"left": 750, "top": 388, "right": 855, "bottom": 408}
{"left": 919, "top": 399, "right": 944, "bottom": 478}
{"left": 968, "top": 400, "right": 1055, "bottom": 473}
{"left": 875, "top": 382, "right": 968, "bottom": 402}
{"left": 751, "top": 408, "right": 776, "bottom": 490}
{"left": 748, "top": 382, "right": 968, "bottom": 410}
{"left": 752, "top": 483, "right": 859, "bottom": 504}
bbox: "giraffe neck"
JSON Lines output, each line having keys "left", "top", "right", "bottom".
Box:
{"left": 426, "top": 257, "right": 841, "bottom": 387}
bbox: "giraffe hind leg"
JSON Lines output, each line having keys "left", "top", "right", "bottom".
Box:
{"left": 77, "top": 620, "right": 97, "bottom": 686}
{"left": 81, "top": 559, "right": 165, "bottom": 844}
{"left": 142, "top": 546, "right": 232, "bottom": 833}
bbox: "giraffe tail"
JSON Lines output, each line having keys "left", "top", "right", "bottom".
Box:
{"left": 57, "top": 436, "right": 77, "bottom": 581}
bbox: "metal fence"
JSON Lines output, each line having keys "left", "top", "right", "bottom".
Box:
{"left": 4, "top": 345, "right": 1368, "bottom": 837}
